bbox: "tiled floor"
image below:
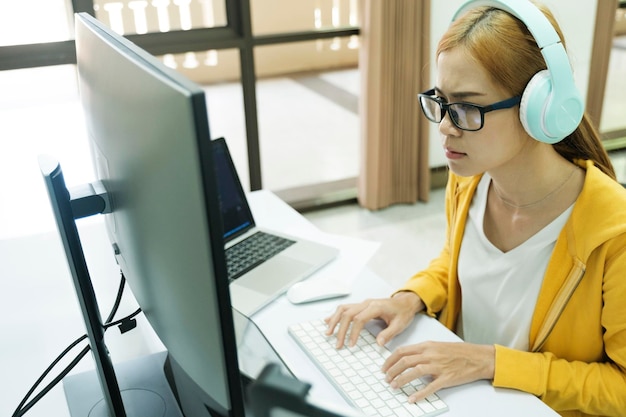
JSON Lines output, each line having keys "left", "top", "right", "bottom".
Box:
{"left": 303, "top": 188, "right": 447, "bottom": 290}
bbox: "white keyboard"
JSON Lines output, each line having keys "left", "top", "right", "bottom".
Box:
{"left": 288, "top": 319, "right": 449, "bottom": 417}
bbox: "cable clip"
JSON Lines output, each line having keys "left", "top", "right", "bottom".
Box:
{"left": 118, "top": 318, "right": 137, "bottom": 334}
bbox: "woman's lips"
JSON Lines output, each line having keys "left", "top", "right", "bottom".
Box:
{"left": 444, "top": 147, "right": 466, "bottom": 160}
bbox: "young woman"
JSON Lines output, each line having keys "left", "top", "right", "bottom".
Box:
{"left": 325, "top": 2, "right": 626, "bottom": 416}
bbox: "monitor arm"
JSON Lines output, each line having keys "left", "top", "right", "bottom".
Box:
{"left": 69, "top": 181, "right": 111, "bottom": 219}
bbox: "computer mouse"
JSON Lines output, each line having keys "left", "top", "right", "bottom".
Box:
{"left": 286, "top": 280, "right": 351, "bottom": 304}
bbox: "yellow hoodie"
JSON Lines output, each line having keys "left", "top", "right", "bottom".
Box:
{"left": 399, "top": 160, "right": 626, "bottom": 417}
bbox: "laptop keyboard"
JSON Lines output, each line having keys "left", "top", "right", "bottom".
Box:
{"left": 226, "top": 231, "right": 295, "bottom": 281}
{"left": 288, "top": 319, "right": 449, "bottom": 417}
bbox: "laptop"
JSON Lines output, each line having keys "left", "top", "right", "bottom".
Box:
{"left": 211, "top": 137, "right": 338, "bottom": 316}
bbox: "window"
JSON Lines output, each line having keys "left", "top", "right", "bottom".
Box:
{"left": 1, "top": 0, "right": 360, "bottom": 216}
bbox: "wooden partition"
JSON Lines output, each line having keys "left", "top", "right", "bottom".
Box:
{"left": 586, "top": 0, "right": 618, "bottom": 130}
{"left": 358, "top": 0, "right": 431, "bottom": 210}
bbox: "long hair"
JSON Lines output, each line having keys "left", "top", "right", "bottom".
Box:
{"left": 438, "top": 3, "right": 616, "bottom": 179}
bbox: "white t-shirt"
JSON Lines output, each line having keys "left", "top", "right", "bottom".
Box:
{"left": 457, "top": 174, "right": 573, "bottom": 351}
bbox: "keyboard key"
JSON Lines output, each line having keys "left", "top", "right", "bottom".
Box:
{"left": 226, "top": 231, "right": 295, "bottom": 280}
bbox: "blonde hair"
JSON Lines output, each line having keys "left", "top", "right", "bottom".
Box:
{"left": 438, "top": 3, "right": 615, "bottom": 179}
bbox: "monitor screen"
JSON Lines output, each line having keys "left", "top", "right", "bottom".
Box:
{"left": 74, "top": 12, "right": 245, "bottom": 417}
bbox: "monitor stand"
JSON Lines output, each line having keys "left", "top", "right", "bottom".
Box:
{"left": 63, "top": 351, "right": 182, "bottom": 417}
{"left": 39, "top": 156, "right": 182, "bottom": 417}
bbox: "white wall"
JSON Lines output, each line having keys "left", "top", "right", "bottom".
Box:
{"left": 428, "top": 0, "right": 598, "bottom": 167}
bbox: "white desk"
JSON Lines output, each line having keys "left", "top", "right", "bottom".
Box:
{"left": 0, "top": 190, "right": 558, "bottom": 417}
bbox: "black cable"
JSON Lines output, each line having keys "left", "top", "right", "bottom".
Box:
{"left": 12, "top": 271, "right": 141, "bottom": 417}
{"left": 11, "top": 335, "right": 88, "bottom": 417}
{"left": 12, "top": 345, "right": 91, "bottom": 417}
{"left": 105, "top": 272, "right": 127, "bottom": 324}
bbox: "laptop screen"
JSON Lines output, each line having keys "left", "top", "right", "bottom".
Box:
{"left": 212, "top": 138, "right": 256, "bottom": 241}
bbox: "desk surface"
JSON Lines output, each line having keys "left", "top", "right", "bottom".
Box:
{"left": 0, "top": 190, "right": 558, "bottom": 417}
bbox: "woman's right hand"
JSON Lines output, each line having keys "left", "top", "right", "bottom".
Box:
{"left": 324, "top": 291, "right": 426, "bottom": 349}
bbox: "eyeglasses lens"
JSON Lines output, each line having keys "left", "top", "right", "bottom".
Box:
{"left": 452, "top": 104, "right": 482, "bottom": 130}
{"left": 419, "top": 96, "right": 483, "bottom": 131}
{"left": 420, "top": 96, "right": 441, "bottom": 122}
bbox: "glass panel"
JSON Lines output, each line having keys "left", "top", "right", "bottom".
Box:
{"left": 256, "top": 67, "right": 359, "bottom": 192}
{"left": 254, "top": 39, "right": 359, "bottom": 191}
{"left": 161, "top": 49, "right": 250, "bottom": 190}
{"left": 0, "top": 0, "right": 72, "bottom": 46}
{"left": 160, "top": 48, "right": 240, "bottom": 84}
{"left": 203, "top": 81, "right": 250, "bottom": 191}
{"left": 94, "top": 0, "right": 227, "bottom": 35}
{"left": 0, "top": 50, "right": 247, "bottom": 238}
{"left": 600, "top": 33, "right": 626, "bottom": 135}
{"left": 255, "top": 37, "right": 359, "bottom": 78}
{"left": 0, "top": 65, "right": 92, "bottom": 238}
{"left": 251, "top": 0, "right": 359, "bottom": 35}
{"left": 165, "top": 42, "right": 361, "bottom": 193}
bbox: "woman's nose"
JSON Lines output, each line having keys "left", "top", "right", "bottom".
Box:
{"left": 439, "top": 111, "right": 462, "bottom": 137}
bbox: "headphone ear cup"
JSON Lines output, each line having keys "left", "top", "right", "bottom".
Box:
{"left": 519, "top": 69, "right": 584, "bottom": 144}
{"left": 519, "top": 70, "right": 555, "bottom": 143}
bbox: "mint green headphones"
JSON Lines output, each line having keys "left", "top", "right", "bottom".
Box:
{"left": 452, "top": 0, "right": 584, "bottom": 144}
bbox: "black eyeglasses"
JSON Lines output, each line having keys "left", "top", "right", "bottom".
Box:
{"left": 418, "top": 88, "right": 521, "bottom": 131}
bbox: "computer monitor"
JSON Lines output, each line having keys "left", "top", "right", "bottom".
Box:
{"left": 72, "top": 12, "right": 245, "bottom": 417}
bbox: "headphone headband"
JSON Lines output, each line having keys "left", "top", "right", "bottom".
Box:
{"left": 452, "top": 0, "right": 560, "bottom": 48}
{"left": 450, "top": 0, "right": 584, "bottom": 143}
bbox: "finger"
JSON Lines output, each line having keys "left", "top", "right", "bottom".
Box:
{"left": 323, "top": 311, "right": 340, "bottom": 335}
{"left": 336, "top": 306, "right": 374, "bottom": 348}
{"left": 334, "top": 311, "right": 358, "bottom": 349}
{"left": 390, "top": 363, "right": 433, "bottom": 389}
{"left": 408, "top": 377, "right": 446, "bottom": 404}
{"left": 335, "top": 320, "right": 353, "bottom": 349}
{"left": 348, "top": 302, "right": 389, "bottom": 347}
{"left": 385, "top": 356, "right": 423, "bottom": 384}
{"left": 324, "top": 304, "right": 353, "bottom": 335}
{"left": 376, "top": 319, "right": 409, "bottom": 346}
{"left": 382, "top": 344, "right": 420, "bottom": 373}
{"left": 346, "top": 316, "right": 367, "bottom": 348}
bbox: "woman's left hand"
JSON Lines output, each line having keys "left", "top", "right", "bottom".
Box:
{"left": 382, "top": 341, "right": 496, "bottom": 403}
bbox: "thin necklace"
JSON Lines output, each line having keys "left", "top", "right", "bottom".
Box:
{"left": 491, "top": 167, "right": 578, "bottom": 209}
